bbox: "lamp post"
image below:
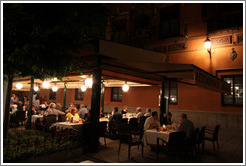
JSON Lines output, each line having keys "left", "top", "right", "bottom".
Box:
{"left": 204, "top": 35, "right": 212, "bottom": 59}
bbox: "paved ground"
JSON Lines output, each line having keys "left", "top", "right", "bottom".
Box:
{"left": 8, "top": 126, "right": 243, "bottom": 163}
{"left": 67, "top": 129, "right": 243, "bottom": 163}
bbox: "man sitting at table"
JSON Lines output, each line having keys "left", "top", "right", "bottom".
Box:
{"left": 144, "top": 111, "right": 160, "bottom": 130}
{"left": 177, "top": 114, "right": 194, "bottom": 139}
{"left": 78, "top": 104, "right": 88, "bottom": 119}
{"left": 136, "top": 107, "right": 144, "bottom": 119}
{"left": 109, "top": 107, "right": 122, "bottom": 124}
{"left": 66, "top": 108, "right": 81, "bottom": 122}
{"left": 44, "top": 103, "right": 65, "bottom": 117}
{"left": 144, "top": 108, "right": 151, "bottom": 117}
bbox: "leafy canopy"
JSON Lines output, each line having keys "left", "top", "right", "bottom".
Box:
{"left": 4, "top": 3, "right": 109, "bottom": 80}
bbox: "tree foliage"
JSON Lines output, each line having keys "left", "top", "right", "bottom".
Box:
{"left": 4, "top": 3, "right": 110, "bottom": 80}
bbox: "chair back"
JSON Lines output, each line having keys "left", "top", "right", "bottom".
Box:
{"left": 213, "top": 125, "right": 220, "bottom": 140}
{"left": 43, "top": 115, "right": 57, "bottom": 130}
{"left": 129, "top": 118, "right": 138, "bottom": 132}
{"left": 98, "top": 121, "right": 107, "bottom": 137}
{"left": 58, "top": 115, "right": 66, "bottom": 122}
{"left": 118, "top": 124, "right": 132, "bottom": 144}
{"left": 119, "top": 118, "right": 128, "bottom": 125}
{"left": 197, "top": 126, "right": 206, "bottom": 144}
{"left": 168, "top": 132, "right": 186, "bottom": 152}
{"left": 139, "top": 116, "right": 147, "bottom": 122}
{"left": 15, "top": 111, "right": 26, "bottom": 122}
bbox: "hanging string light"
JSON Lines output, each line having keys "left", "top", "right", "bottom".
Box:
{"left": 122, "top": 81, "right": 129, "bottom": 92}
{"left": 52, "top": 83, "right": 58, "bottom": 92}
{"left": 81, "top": 85, "right": 87, "bottom": 92}
{"left": 85, "top": 77, "right": 93, "bottom": 87}
{"left": 16, "top": 83, "right": 23, "bottom": 90}
{"left": 42, "top": 81, "right": 50, "bottom": 89}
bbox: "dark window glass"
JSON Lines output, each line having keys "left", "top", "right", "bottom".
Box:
{"left": 111, "top": 87, "right": 123, "bottom": 102}
{"left": 202, "top": 3, "right": 243, "bottom": 32}
{"left": 111, "top": 19, "right": 127, "bottom": 43}
{"left": 75, "top": 89, "right": 84, "bottom": 100}
{"left": 49, "top": 89, "right": 56, "bottom": 100}
{"left": 159, "top": 5, "right": 180, "bottom": 39}
{"left": 164, "top": 80, "right": 178, "bottom": 105}
{"left": 222, "top": 75, "right": 243, "bottom": 106}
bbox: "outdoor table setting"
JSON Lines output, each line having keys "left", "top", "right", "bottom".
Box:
{"left": 31, "top": 114, "right": 43, "bottom": 129}
{"left": 50, "top": 121, "right": 84, "bottom": 131}
{"left": 99, "top": 117, "right": 109, "bottom": 122}
{"left": 142, "top": 123, "right": 180, "bottom": 147}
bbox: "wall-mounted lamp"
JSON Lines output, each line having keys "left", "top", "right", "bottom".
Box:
{"left": 204, "top": 35, "right": 211, "bottom": 58}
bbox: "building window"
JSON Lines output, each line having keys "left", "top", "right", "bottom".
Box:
{"left": 222, "top": 75, "right": 243, "bottom": 106}
{"left": 111, "top": 87, "right": 123, "bottom": 102}
{"left": 164, "top": 80, "right": 178, "bottom": 105}
{"left": 202, "top": 3, "right": 243, "bottom": 32}
{"left": 159, "top": 5, "right": 180, "bottom": 39}
{"left": 49, "top": 89, "right": 56, "bottom": 100}
{"left": 75, "top": 88, "right": 84, "bottom": 100}
{"left": 111, "top": 19, "right": 127, "bottom": 43}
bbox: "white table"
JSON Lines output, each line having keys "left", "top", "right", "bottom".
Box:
{"left": 99, "top": 118, "right": 109, "bottom": 122}
{"left": 31, "top": 115, "right": 43, "bottom": 123}
{"left": 50, "top": 122, "right": 83, "bottom": 131}
{"left": 142, "top": 129, "right": 175, "bottom": 146}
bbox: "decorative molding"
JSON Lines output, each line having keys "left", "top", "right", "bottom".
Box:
{"left": 237, "top": 34, "right": 243, "bottom": 43}
{"left": 168, "top": 42, "right": 186, "bottom": 52}
{"left": 211, "top": 36, "right": 232, "bottom": 46}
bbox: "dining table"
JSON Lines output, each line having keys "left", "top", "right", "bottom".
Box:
{"left": 50, "top": 121, "right": 84, "bottom": 131}
{"left": 31, "top": 114, "right": 43, "bottom": 129}
{"left": 142, "top": 128, "right": 176, "bottom": 147}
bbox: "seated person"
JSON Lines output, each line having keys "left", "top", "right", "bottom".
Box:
{"left": 144, "top": 111, "right": 160, "bottom": 130}
{"left": 121, "top": 106, "right": 128, "bottom": 114}
{"left": 31, "top": 104, "right": 37, "bottom": 115}
{"left": 136, "top": 107, "right": 144, "bottom": 119}
{"left": 84, "top": 110, "right": 91, "bottom": 123}
{"left": 66, "top": 108, "right": 81, "bottom": 122}
{"left": 78, "top": 104, "right": 88, "bottom": 119}
{"left": 163, "top": 112, "right": 173, "bottom": 125}
{"left": 144, "top": 108, "right": 151, "bottom": 117}
{"left": 177, "top": 114, "right": 194, "bottom": 139}
{"left": 109, "top": 107, "right": 122, "bottom": 125}
{"left": 43, "top": 103, "right": 65, "bottom": 117}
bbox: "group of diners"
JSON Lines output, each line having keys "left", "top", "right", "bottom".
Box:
{"left": 107, "top": 105, "right": 194, "bottom": 141}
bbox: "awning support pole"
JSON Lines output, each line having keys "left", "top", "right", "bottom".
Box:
{"left": 27, "top": 76, "right": 34, "bottom": 129}
{"left": 63, "top": 82, "right": 67, "bottom": 111}
{"left": 100, "top": 83, "right": 105, "bottom": 114}
{"left": 160, "top": 79, "right": 167, "bottom": 125}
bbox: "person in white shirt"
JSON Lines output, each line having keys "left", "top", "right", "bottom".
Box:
{"left": 136, "top": 107, "right": 144, "bottom": 119}
{"left": 144, "top": 111, "right": 160, "bottom": 131}
{"left": 144, "top": 108, "right": 151, "bottom": 117}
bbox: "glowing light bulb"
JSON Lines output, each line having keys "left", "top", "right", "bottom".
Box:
{"left": 42, "top": 81, "right": 50, "bottom": 89}
{"left": 16, "top": 83, "right": 23, "bottom": 89}
{"left": 34, "top": 86, "right": 39, "bottom": 91}
{"left": 85, "top": 78, "right": 93, "bottom": 87}
{"left": 81, "top": 85, "right": 87, "bottom": 92}
{"left": 52, "top": 86, "right": 58, "bottom": 92}
{"left": 122, "top": 83, "right": 129, "bottom": 92}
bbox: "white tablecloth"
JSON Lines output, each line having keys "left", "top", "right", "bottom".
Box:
{"left": 142, "top": 129, "right": 174, "bottom": 146}
{"left": 50, "top": 122, "right": 83, "bottom": 131}
{"left": 31, "top": 115, "right": 43, "bottom": 123}
{"left": 99, "top": 118, "right": 109, "bottom": 122}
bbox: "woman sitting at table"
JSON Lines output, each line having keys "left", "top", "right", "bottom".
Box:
{"left": 66, "top": 108, "right": 81, "bottom": 122}
{"left": 31, "top": 104, "right": 37, "bottom": 115}
{"left": 144, "top": 111, "right": 160, "bottom": 131}
{"left": 163, "top": 112, "right": 173, "bottom": 125}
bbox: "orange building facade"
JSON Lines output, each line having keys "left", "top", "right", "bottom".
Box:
{"left": 12, "top": 3, "right": 243, "bottom": 130}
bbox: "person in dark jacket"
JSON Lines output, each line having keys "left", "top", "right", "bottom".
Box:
{"left": 177, "top": 114, "right": 194, "bottom": 139}
{"left": 109, "top": 107, "right": 122, "bottom": 125}
{"left": 163, "top": 112, "right": 173, "bottom": 125}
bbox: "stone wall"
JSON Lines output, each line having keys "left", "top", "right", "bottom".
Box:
{"left": 102, "top": 106, "right": 243, "bottom": 131}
